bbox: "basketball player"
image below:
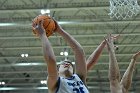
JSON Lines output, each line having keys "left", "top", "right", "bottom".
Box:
{"left": 105, "top": 34, "right": 140, "bottom": 93}
{"left": 32, "top": 20, "right": 89, "bottom": 93}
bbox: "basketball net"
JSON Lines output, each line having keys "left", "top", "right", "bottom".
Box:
{"left": 109, "top": 0, "right": 140, "bottom": 19}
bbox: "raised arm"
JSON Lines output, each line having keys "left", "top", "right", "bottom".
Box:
{"left": 54, "top": 20, "right": 87, "bottom": 83}
{"left": 86, "top": 40, "right": 106, "bottom": 71}
{"left": 86, "top": 35, "right": 120, "bottom": 71}
{"left": 32, "top": 21, "right": 58, "bottom": 92}
{"left": 120, "top": 51, "right": 140, "bottom": 92}
{"left": 105, "top": 34, "right": 121, "bottom": 89}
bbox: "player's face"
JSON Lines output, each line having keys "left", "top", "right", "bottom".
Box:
{"left": 58, "top": 62, "right": 74, "bottom": 74}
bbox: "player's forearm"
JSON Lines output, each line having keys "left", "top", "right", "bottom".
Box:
{"left": 121, "top": 59, "right": 136, "bottom": 89}
{"left": 127, "top": 58, "right": 136, "bottom": 71}
{"left": 108, "top": 45, "right": 120, "bottom": 81}
{"left": 40, "top": 34, "right": 57, "bottom": 75}
{"left": 86, "top": 40, "right": 106, "bottom": 71}
{"left": 41, "top": 37, "right": 56, "bottom": 65}
{"left": 123, "top": 58, "right": 136, "bottom": 77}
{"left": 40, "top": 34, "right": 55, "bottom": 60}
{"left": 56, "top": 28, "right": 83, "bottom": 50}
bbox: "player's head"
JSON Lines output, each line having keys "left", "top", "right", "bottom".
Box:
{"left": 57, "top": 60, "right": 75, "bottom": 75}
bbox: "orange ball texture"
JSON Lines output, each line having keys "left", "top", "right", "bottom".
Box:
{"left": 32, "top": 15, "right": 56, "bottom": 37}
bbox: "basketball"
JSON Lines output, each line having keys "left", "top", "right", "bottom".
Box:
{"left": 32, "top": 15, "right": 56, "bottom": 37}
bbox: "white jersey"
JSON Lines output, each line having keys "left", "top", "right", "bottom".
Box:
{"left": 55, "top": 74, "right": 89, "bottom": 93}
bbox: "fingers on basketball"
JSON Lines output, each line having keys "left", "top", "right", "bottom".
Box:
{"left": 32, "top": 15, "right": 56, "bottom": 37}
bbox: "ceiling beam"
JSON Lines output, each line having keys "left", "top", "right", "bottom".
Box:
{"left": 0, "top": 6, "right": 108, "bottom": 13}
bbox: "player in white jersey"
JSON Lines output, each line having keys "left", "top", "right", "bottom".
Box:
{"left": 56, "top": 65, "right": 89, "bottom": 93}
{"left": 32, "top": 19, "right": 89, "bottom": 93}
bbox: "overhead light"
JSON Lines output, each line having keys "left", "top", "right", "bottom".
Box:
{"left": 25, "top": 54, "right": 28, "bottom": 57}
{"left": 41, "top": 9, "right": 50, "bottom": 14}
{"left": 46, "top": 9, "right": 50, "bottom": 14}
{"left": 64, "top": 51, "right": 68, "bottom": 56}
{"left": 10, "top": 62, "right": 75, "bottom": 66}
{"left": 0, "top": 87, "right": 48, "bottom": 90}
{"left": 0, "top": 81, "right": 5, "bottom": 85}
{"left": 60, "top": 48, "right": 69, "bottom": 56}
{"left": 1, "top": 82, "right": 5, "bottom": 85}
{"left": 60, "top": 51, "right": 68, "bottom": 56}
{"left": 41, "top": 10, "right": 46, "bottom": 14}
{"left": 40, "top": 80, "right": 47, "bottom": 84}
{"left": 21, "top": 53, "right": 29, "bottom": 57}
{"left": 60, "top": 52, "right": 64, "bottom": 55}
{"left": 0, "top": 23, "right": 16, "bottom": 26}
{"left": 0, "top": 21, "right": 78, "bottom": 27}
{"left": 21, "top": 54, "right": 24, "bottom": 57}
{"left": 15, "top": 63, "right": 42, "bottom": 66}
{"left": 72, "top": 62, "right": 75, "bottom": 64}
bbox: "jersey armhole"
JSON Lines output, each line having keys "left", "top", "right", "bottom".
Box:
{"left": 55, "top": 77, "right": 60, "bottom": 93}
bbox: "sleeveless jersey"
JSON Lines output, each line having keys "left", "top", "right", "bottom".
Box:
{"left": 55, "top": 74, "right": 89, "bottom": 93}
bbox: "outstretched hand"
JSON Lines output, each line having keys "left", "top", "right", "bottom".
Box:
{"left": 32, "top": 20, "right": 46, "bottom": 37}
{"left": 104, "top": 34, "right": 114, "bottom": 51}
{"left": 111, "top": 34, "right": 120, "bottom": 40}
{"left": 104, "top": 34, "right": 120, "bottom": 50}
{"left": 52, "top": 18, "right": 63, "bottom": 32}
{"left": 132, "top": 51, "right": 140, "bottom": 60}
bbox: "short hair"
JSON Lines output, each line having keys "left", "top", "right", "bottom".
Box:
{"left": 57, "top": 60, "right": 75, "bottom": 73}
